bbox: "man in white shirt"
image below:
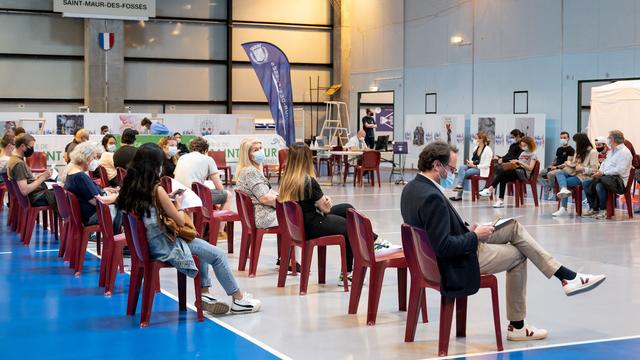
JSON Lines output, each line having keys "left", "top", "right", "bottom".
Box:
{"left": 344, "top": 129, "right": 368, "bottom": 165}
{"left": 582, "top": 130, "right": 632, "bottom": 219}
{"left": 174, "top": 137, "right": 233, "bottom": 235}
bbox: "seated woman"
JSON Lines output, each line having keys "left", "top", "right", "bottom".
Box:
{"left": 479, "top": 136, "right": 538, "bottom": 208}
{"left": 279, "top": 142, "right": 386, "bottom": 283}
{"left": 116, "top": 143, "right": 261, "bottom": 315}
{"left": 450, "top": 132, "right": 493, "bottom": 201}
{"left": 158, "top": 136, "right": 179, "bottom": 178}
{"left": 553, "top": 133, "right": 599, "bottom": 217}
{"left": 64, "top": 142, "right": 120, "bottom": 230}
{"left": 98, "top": 134, "right": 119, "bottom": 187}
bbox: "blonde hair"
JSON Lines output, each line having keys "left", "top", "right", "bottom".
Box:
{"left": 520, "top": 136, "right": 537, "bottom": 153}
{"left": 158, "top": 136, "right": 178, "bottom": 164}
{"left": 279, "top": 142, "right": 316, "bottom": 202}
{"left": 236, "top": 137, "right": 262, "bottom": 178}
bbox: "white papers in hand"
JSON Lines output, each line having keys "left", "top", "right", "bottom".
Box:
{"left": 170, "top": 178, "right": 202, "bottom": 210}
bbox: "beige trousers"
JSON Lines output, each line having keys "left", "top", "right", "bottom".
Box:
{"left": 477, "top": 221, "right": 561, "bottom": 321}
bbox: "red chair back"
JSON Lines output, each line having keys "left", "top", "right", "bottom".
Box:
{"left": 66, "top": 192, "right": 85, "bottom": 230}
{"left": 26, "top": 151, "right": 47, "bottom": 171}
{"left": 275, "top": 200, "right": 305, "bottom": 244}
{"left": 98, "top": 166, "right": 110, "bottom": 188}
{"left": 235, "top": 190, "right": 256, "bottom": 232}
{"left": 160, "top": 176, "right": 173, "bottom": 193}
{"left": 96, "top": 199, "right": 115, "bottom": 245}
{"left": 208, "top": 151, "right": 227, "bottom": 168}
{"left": 626, "top": 168, "right": 636, "bottom": 191}
{"left": 192, "top": 181, "right": 213, "bottom": 219}
{"left": 52, "top": 185, "right": 71, "bottom": 221}
{"left": 362, "top": 151, "right": 381, "bottom": 169}
{"left": 346, "top": 208, "right": 375, "bottom": 265}
{"left": 116, "top": 167, "right": 127, "bottom": 184}
{"left": 401, "top": 224, "right": 441, "bottom": 289}
{"left": 528, "top": 161, "right": 540, "bottom": 183}
{"left": 126, "top": 213, "right": 151, "bottom": 266}
{"left": 278, "top": 149, "right": 288, "bottom": 167}
{"left": 14, "top": 182, "right": 30, "bottom": 209}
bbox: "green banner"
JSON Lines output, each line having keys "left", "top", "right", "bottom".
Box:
{"left": 112, "top": 134, "right": 197, "bottom": 148}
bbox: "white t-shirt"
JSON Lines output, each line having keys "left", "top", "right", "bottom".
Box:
{"left": 174, "top": 151, "right": 219, "bottom": 187}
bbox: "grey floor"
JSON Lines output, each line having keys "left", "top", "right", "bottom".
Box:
{"left": 138, "top": 171, "right": 640, "bottom": 359}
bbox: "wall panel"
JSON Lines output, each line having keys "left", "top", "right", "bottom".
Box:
{"left": 232, "top": 26, "right": 331, "bottom": 64}
{"left": 0, "top": 59, "right": 83, "bottom": 99}
{"left": 233, "top": 0, "right": 331, "bottom": 25}
{"left": 232, "top": 65, "right": 331, "bottom": 102}
{"left": 0, "top": 14, "right": 83, "bottom": 56}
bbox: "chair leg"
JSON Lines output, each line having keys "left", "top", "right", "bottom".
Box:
{"left": 140, "top": 266, "right": 158, "bottom": 327}
{"left": 249, "top": 232, "right": 264, "bottom": 278}
{"left": 376, "top": 169, "right": 381, "bottom": 187}
{"left": 455, "top": 297, "right": 468, "bottom": 337}
{"left": 339, "top": 241, "right": 349, "bottom": 292}
{"left": 317, "top": 245, "right": 326, "bottom": 284}
{"left": 238, "top": 230, "right": 251, "bottom": 272}
{"left": 626, "top": 193, "right": 633, "bottom": 218}
{"left": 575, "top": 190, "right": 582, "bottom": 216}
{"left": 208, "top": 219, "right": 221, "bottom": 246}
{"left": 489, "top": 281, "right": 504, "bottom": 351}
{"left": 348, "top": 265, "right": 367, "bottom": 315}
{"left": 177, "top": 271, "right": 187, "bottom": 312}
{"left": 127, "top": 265, "right": 143, "bottom": 316}
{"left": 98, "top": 242, "right": 110, "bottom": 288}
{"left": 226, "top": 222, "right": 234, "bottom": 254}
{"left": 299, "top": 244, "right": 314, "bottom": 295}
{"left": 607, "top": 192, "right": 614, "bottom": 219}
{"left": 23, "top": 209, "right": 37, "bottom": 246}
{"left": 74, "top": 231, "right": 91, "bottom": 276}
{"left": 404, "top": 282, "right": 423, "bottom": 342}
{"left": 398, "top": 267, "right": 407, "bottom": 311}
{"left": 421, "top": 288, "right": 428, "bottom": 323}
{"left": 366, "top": 265, "right": 386, "bottom": 326}
{"left": 192, "top": 257, "right": 204, "bottom": 321}
{"left": 277, "top": 242, "right": 292, "bottom": 288}
{"left": 438, "top": 296, "right": 456, "bottom": 357}
{"left": 106, "top": 245, "right": 123, "bottom": 296}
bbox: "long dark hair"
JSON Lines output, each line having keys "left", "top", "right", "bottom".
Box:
{"left": 573, "top": 133, "right": 593, "bottom": 162}
{"left": 116, "top": 143, "right": 164, "bottom": 218}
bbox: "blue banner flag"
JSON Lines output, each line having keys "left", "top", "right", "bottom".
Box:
{"left": 241, "top": 42, "right": 295, "bottom": 145}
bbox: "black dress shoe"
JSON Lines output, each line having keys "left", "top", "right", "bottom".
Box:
{"left": 276, "top": 258, "right": 302, "bottom": 272}
{"left": 449, "top": 196, "right": 462, "bottom": 201}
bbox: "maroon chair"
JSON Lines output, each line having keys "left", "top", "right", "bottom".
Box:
{"left": 160, "top": 176, "right": 173, "bottom": 193}
{"left": 124, "top": 213, "right": 204, "bottom": 327}
{"left": 277, "top": 148, "right": 288, "bottom": 184}
{"left": 13, "top": 181, "right": 53, "bottom": 246}
{"left": 98, "top": 166, "right": 111, "bottom": 189}
{"left": 2, "top": 175, "right": 19, "bottom": 231}
{"left": 116, "top": 167, "right": 127, "bottom": 184}
{"left": 470, "top": 160, "right": 496, "bottom": 201}
{"left": 235, "top": 190, "right": 282, "bottom": 277}
{"left": 317, "top": 146, "right": 340, "bottom": 177}
{"left": 26, "top": 151, "right": 47, "bottom": 173}
{"left": 276, "top": 200, "right": 349, "bottom": 295}
{"left": 554, "top": 182, "right": 583, "bottom": 216}
{"left": 401, "top": 224, "right": 503, "bottom": 357}
{"left": 67, "top": 192, "right": 102, "bottom": 275}
{"left": 191, "top": 182, "right": 240, "bottom": 253}
{"left": 511, "top": 161, "right": 540, "bottom": 207}
{"left": 52, "top": 185, "right": 73, "bottom": 260}
{"left": 208, "top": 151, "right": 232, "bottom": 185}
{"left": 0, "top": 181, "right": 6, "bottom": 211}
{"left": 346, "top": 209, "right": 425, "bottom": 325}
{"left": 606, "top": 167, "right": 635, "bottom": 219}
{"left": 354, "top": 151, "right": 381, "bottom": 187}
{"left": 96, "top": 199, "right": 126, "bottom": 296}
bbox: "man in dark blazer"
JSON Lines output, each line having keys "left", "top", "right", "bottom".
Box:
{"left": 401, "top": 141, "right": 606, "bottom": 341}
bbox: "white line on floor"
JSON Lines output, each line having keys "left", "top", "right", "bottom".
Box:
{"left": 35, "top": 249, "right": 59, "bottom": 253}
{"left": 85, "top": 248, "right": 291, "bottom": 360}
{"left": 434, "top": 334, "right": 640, "bottom": 360}
{"left": 0, "top": 251, "right": 12, "bottom": 255}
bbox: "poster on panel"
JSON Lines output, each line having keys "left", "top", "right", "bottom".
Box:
{"left": 404, "top": 114, "right": 466, "bottom": 169}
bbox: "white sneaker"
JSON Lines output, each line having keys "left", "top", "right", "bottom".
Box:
{"left": 552, "top": 207, "right": 568, "bottom": 217}
{"left": 562, "top": 273, "right": 607, "bottom": 296}
{"left": 557, "top": 188, "right": 572, "bottom": 199}
{"left": 201, "top": 294, "right": 230, "bottom": 315}
{"left": 373, "top": 239, "right": 392, "bottom": 251}
{"left": 592, "top": 211, "right": 606, "bottom": 220}
{"left": 230, "top": 293, "right": 261, "bottom": 314}
{"left": 582, "top": 209, "right": 596, "bottom": 217}
{"left": 492, "top": 199, "right": 504, "bottom": 208}
{"left": 507, "top": 323, "right": 548, "bottom": 341}
{"left": 479, "top": 188, "right": 493, "bottom": 197}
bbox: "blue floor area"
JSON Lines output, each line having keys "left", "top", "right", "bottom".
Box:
{"left": 0, "top": 219, "right": 280, "bottom": 360}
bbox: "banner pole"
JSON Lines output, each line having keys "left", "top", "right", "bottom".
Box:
{"left": 104, "top": 49, "right": 108, "bottom": 112}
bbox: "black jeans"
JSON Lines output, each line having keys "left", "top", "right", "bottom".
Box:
{"left": 305, "top": 203, "right": 377, "bottom": 272}
{"left": 491, "top": 169, "right": 520, "bottom": 199}
{"left": 364, "top": 137, "right": 375, "bottom": 149}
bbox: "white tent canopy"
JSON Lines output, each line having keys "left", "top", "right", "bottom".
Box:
{"left": 589, "top": 80, "right": 640, "bottom": 147}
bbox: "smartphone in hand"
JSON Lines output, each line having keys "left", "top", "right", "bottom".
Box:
{"left": 170, "top": 188, "right": 186, "bottom": 200}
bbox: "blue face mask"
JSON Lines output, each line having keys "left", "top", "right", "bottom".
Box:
{"left": 252, "top": 149, "right": 266, "bottom": 164}
{"left": 439, "top": 164, "right": 455, "bottom": 188}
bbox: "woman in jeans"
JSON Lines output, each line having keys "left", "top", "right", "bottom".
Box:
{"left": 479, "top": 136, "right": 538, "bottom": 208}
{"left": 553, "top": 133, "right": 599, "bottom": 217}
{"left": 450, "top": 132, "right": 493, "bottom": 201}
{"left": 116, "top": 143, "right": 261, "bottom": 315}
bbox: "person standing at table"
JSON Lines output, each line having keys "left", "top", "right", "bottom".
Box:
{"left": 361, "top": 109, "right": 377, "bottom": 149}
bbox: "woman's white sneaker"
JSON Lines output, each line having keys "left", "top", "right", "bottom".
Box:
{"left": 562, "top": 273, "right": 607, "bottom": 296}
{"left": 231, "top": 293, "right": 262, "bottom": 314}
{"left": 479, "top": 188, "right": 493, "bottom": 197}
{"left": 557, "top": 188, "right": 572, "bottom": 199}
{"left": 507, "top": 323, "right": 548, "bottom": 341}
{"left": 552, "top": 207, "right": 568, "bottom": 217}
{"left": 492, "top": 199, "right": 504, "bottom": 208}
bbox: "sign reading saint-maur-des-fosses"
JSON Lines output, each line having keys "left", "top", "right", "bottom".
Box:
{"left": 54, "top": 0, "right": 155, "bottom": 20}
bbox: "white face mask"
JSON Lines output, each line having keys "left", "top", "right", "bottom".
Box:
{"left": 559, "top": 139, "right": 568, "bottom": 146}
{"left": 88, "top": 159, "right": 100, "bottom": 172}
{"left": 472, "top": 139, "right": 478, "bottom": 146}
{"left": 107, "top": 144, "right": 117, "bottom": 152}
{"left": 167, "top": 146, "right": 178, "bottom": 157}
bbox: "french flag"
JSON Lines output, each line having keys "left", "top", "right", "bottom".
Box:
{"left": 98, "top": 32, "right": 115, "bottom": 51}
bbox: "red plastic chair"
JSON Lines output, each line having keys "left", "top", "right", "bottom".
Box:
{"left": 235, "top": 190, "right": 282, "bottom": 277}
{"left": 0, "top": 181, "right": 6, "bottom": 211}
{"left": 52, "top": 185, "right": 74, "bottom": 261}
{"left": 67, "top": 192, "right": 102, "bottom": 276}
{"left": 401, "top": 224, "right": 503, "bottom": 357}
{"left": 346, "top": 209, "right": 420, "bottom": 325}
{"left": 160, "top": 176, "right": 173, "bottom": 193}
{"left": 276, "top": 200, "right": 349, "bottom": 295}
{"left": 277, "top": 148, "right": 288, "bottom": 184}
{"left": 317, "top": 146, "right": 340, "bottom": 177}
{"left": 13, "top": 181, "right": 53, "bottom": 246}
{"left": 98, "top": 166, "right": 111, "bottom": 189}
{"left": 2, "top": 175, "right": 18, "bottom": 231}
{"left": 470, "top": 160, "right": 496, "bottom": 201}
{"left": 511, "top": 161, "right": 540, "bottom": 207}
{"left": 208, "top": 151, "right": 232, "bottom": 185}
{"left": 26, "top": 151, "right": 47, "bottom": 173}
{"left": 116, "top": 167, "right": 127, "bottom": 184}
{"left": 554, "top": 182, "right": 583, "bottom": 216}
{"left": 354, "top": 151, "right": 381, "bottom": 187}
{"left": 96, "top": 199, "right": 126, "bottom": 296}
{"left": 124, "top": 213, "right": 204, "bottom": 327}
{"left": 606, "top": 167, "right": 635, "bottom": 219}
{"left": 191, "top": 182, "right": 239, "bottom": 253}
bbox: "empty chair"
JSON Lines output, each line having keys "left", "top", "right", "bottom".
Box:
{"left": 26, "top": 151, "right": 47, "bottom": 173}
{"left": 208, "top": 151, "right": 232, "bottom": 185}
{"left": 354, "top": 151, "right": 381, "bottom": 187}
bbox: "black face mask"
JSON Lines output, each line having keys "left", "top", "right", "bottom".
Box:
{"left": 24, "top": 146, "right": 34, "bottom": 158}
{"left": 596, "top": 146, "right": 605, "bottom": 153}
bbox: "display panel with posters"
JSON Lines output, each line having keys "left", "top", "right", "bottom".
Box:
{"left": 470, "top": 113, "right": 546, "bottom": 168}
{"left": 404, "top": 114, "right": 466, "bottom": 169}
{"left": 0, "top": 113, "right": 40, "bottom": 133}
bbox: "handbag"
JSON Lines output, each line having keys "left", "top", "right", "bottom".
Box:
{"left": 501, "top": 162, "right": 519, "bottom": 171}
{"left": 153, "top": 185, "right": 197, "bottom": 242}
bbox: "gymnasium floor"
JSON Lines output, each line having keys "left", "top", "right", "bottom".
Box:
{"left": 2, "top": 171, "right": 640, "bottom": 359}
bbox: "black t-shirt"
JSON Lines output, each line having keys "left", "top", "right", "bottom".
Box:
{"left": 162, "top": 157, "right": 176, "bottom": 178}
{"left": 555, "top": 145, "right": 575, "bottom": 165}
{"left": 502, "top": 143, "right": 523, "bottom": 162}
{"left": 299, "top": 176, "right": 324, "bottom": 226}
{"left": 362, "top": 116, "right": 375, "bottom": 138}
{"left": 113, "top": 145, "right": 138, "bottom": 169}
